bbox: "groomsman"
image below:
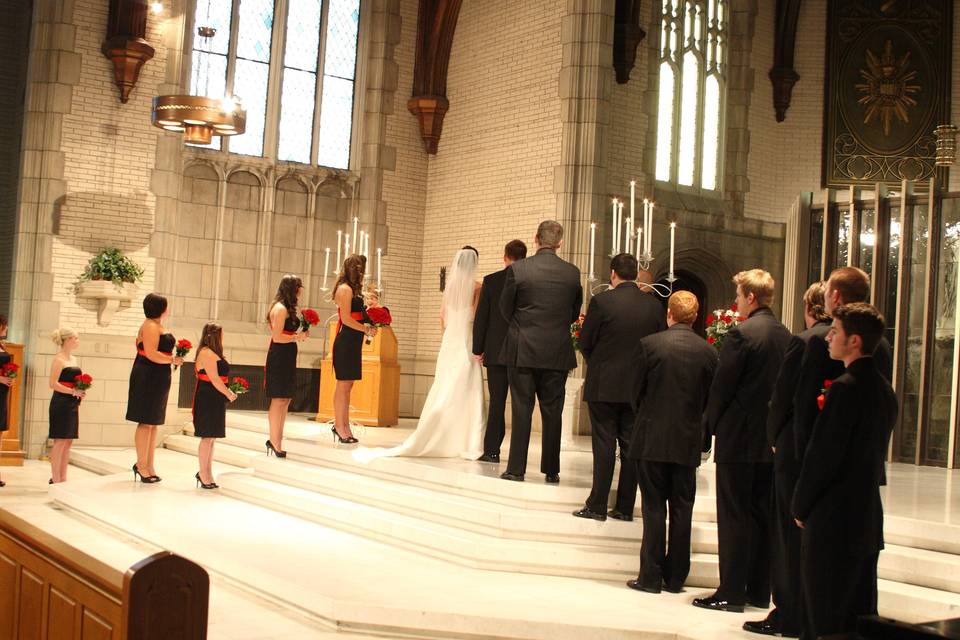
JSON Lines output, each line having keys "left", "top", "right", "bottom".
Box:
{"left": 694, "top": 269, "right": 791, "bottom": 613}
{"left": 743, "top": 282, "right": 830, "bottom": 637}
{"left": 499, "top": 220, "right": 583, "bottom": 483}
{"left": 472, "top": 239, "right": 528, "bottom": 463}
{"left": 573, "top": 253, "right": 665, "bottom": 521}
{"left": 625, "top": 291, "right": 717, "bottom": 593}
{"left": 792, "top": 303, "right": 896, "bottom": 638}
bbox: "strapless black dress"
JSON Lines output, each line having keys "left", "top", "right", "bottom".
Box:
{"left": 265, "top": 315, "right": 298, "bottom": 399}
{"left": 193, "top": 357, "right": 228, "bottom": 439}
{"left": 0, "top": 349, "right": 10, "bottom": 432}
{"left": 333, "top": 295, "right": 366, "bottom": 381}
{"left": 126, "top": 333, "right": 175, "bottom": 425}
{"left": 49, "top": 366, "right": 82, "bottom": 439}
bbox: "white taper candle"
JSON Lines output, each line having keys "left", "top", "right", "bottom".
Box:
{"left": 352, "top": 217, "right": 358, "bottom": 253}
{"left": 636, "top": 227, "right": 643, "bottom": 261}
{"left": 629, "top": 181, "right": 636, "bottom": 254}
{"left": 611, "top": 198, "right": 617, "bottom": 254}
{"left": 669, "top": 221, "right": 676, "bottom": 277}
{"left": 589, "top": 222, "right": 596, "bottom": 279}
{"left": 323, "top": 247, "right": 330, "bottom": 288}
{"left": 377, "top": 247, "right": 382, "bottom": 288}
{"left": 335, "top": 230, "right": 342, "bottom": 271}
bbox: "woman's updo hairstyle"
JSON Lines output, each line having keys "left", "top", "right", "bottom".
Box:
{"left": 51, "top": 328, "right": 79, "bottom": 347}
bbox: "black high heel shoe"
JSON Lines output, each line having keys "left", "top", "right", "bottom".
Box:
{"left": 331, "top": 426, "right": 358, "bottom": 444}
{"left": 265, "top": 439, "right": 287, "bottom": 458}
{"left": 195, "top": 472, "right": 218, "bottom": 490}
{"left": 133, "top": 463, "right": 161, "bottom": 484}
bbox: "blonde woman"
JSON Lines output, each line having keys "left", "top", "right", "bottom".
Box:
{"left": 49, "top": 328, "right": 84, "bottom": 484}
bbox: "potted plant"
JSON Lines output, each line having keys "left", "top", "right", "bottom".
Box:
{"left": 75, "top": 248, "right": 144, "bottom": 326}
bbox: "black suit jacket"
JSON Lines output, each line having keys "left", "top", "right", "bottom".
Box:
{"left": 704, "top": 307, "right": 792, "bottom": 463}
{"left": 627, "top": 323, "right": 719, "bottom": 466}
{"left": 472, "top": 268, "right": 509, "bottom": 367}
{"left": 766, "top": 320, "right": 833, "bottom": 477}
{"left": 499, "top": 249, "right": 583, "bottom": 371}
{"left": 792, "top": 357, "right": 897, "bottom": 555}
{"left": 579, "top": 283, "right": 666, "bottom": 403}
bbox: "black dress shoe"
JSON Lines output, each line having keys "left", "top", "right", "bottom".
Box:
{"left": 742, "top": 619, "right": 778, "bottom": 636}
{"left": 626, "top": 579, "right": 660, "bottom": 594}
{"left": 691, "top": 595, "right": 745, "bottom": 613}
{"left": 572, "top": 507, "right": 607, "bottom": 521}
{"left": 608, "top": 509, "right": 634, "bottom": 521}
{"left": 544, "top": 474, "right": 559, "bottom": 484}
{"left": 477, "top": 453, "right": 500, "bottom": 463}
{"left": 663, "top": 583, "right": 685, "bottom": 594}
{"left": 500, "top": 471, "right": 524, "bottom": 482}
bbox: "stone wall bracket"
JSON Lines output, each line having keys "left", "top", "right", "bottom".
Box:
{"left": 102, "top": 0, "right": 154, "bottom": 103}
{"left": 614, "top": 0, "right": 646, "bottom": 84}
{"left": 407, "top": 96, "right": 449, "bottom": 155}
{"left": 76, "top": 280, "right": 137, "bottom": 326}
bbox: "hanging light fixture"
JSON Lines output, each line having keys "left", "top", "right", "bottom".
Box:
{"left": 151, "top": 11, "right": 245, "bottom": 144}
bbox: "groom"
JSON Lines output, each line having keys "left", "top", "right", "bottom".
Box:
{"left": 499, "top": 220, "right": 583, "bottom": 483}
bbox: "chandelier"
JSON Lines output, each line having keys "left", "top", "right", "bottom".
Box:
{"left": 151, "top": 17, "right": 246, "bottom": 144}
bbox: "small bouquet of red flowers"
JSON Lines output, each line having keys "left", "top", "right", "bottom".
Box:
{"left": 73, "top": 373, "right": 93, "bottom": 391}
{"left": 570, "top": 313, "right": 585, "bottom": 351}
{"left": 816, "top": 379, "right": 833, "bottom": 411}
{"left": 365, "top": 307, "right": 392, "bottom": 345}
{"left": 299, "top": 308, "right": 320, "bottom": 332}
{"left": 174, "top": 339, "right": 192, "bottom": 370}
{"left": 1, "top": 362, "right": 20, "bottom": 379}
{"left": 705, "top": 304, "right": 746, "bottom": 351}
{"left": 227, "top": 376, "right": 250, "bottom": 395}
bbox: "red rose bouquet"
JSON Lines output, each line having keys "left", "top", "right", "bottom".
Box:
{"left": 570, "top": 313, "right": 585, "bottom": 351}
{"left": 73, "top": 373, "right": 93, "bottom": 391}
{"left": 365, "top": 307, "right": 392, "bottom": 345}
{"left": 299, "top": 308, "right": 320, "bottom": 332}
{"left": 705, "top": 304, "right": 746, "bottom": 351}
{"left": 227, "top": 376, "right": 250, "bottom": 395}
{"left": 816, "top": 379, "right": 833, "bottom": 411}
{"left": 1, "top": 362, "right": 20, "bottom": 379}
{"left": 174, "top": 339, "right": 192, "bottom": 370}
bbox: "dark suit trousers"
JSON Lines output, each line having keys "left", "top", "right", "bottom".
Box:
{"left": 482, "top": 365, "right": 509, "bottom": 456}
{"left": 769, "top": 465, "right": 802, "bottom": 636}
{"left": 715, "top": 462, "right": 773, "bottom": 605}
{"left": 585, "top": 401, "right": 637, "bottom": 513}
{"left": 801, "top": 534, "right": 878, "bottom": 639}
{"left": 636, "top": 460, "right": 696, "bottom": 590}
{"left": 506, "top": 367, "right": 567, "bottom": 476}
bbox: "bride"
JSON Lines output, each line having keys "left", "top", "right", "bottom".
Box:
{"left": 356, "top": 248, "right": 485, "bottom": 460}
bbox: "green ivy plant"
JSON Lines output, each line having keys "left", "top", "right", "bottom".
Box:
{"left": 79, "top": 248, "right": 144, "bottom": 287}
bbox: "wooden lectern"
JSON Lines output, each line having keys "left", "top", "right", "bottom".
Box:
{"left": 317, "top": 321, "right": 400, "bottom": 427}
{"left": 1, "top": 343, "right": 26, "bottom": 466}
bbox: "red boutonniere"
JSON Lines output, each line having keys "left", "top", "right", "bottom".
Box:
{"left": 816, "top": 379, "right": 833, "bottom": 411}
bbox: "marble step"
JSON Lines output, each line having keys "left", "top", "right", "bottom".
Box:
{"left": 167, "top": 432, "right": 261, "bottom": 468}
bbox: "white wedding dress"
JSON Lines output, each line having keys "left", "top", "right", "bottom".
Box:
{"left": 355, "top": 249, "right": 485, "bottom": 461}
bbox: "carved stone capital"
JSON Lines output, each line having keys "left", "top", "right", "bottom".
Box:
{"left": 769, "top": 66, "right": 800, "bottom": 123}
{"left": 407, "top": 95, "right": 450, "bottom": 155}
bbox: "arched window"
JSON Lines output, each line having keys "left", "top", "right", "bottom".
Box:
{"left": 655, "top": 0, "right": 727, "bottom": 192}
{"left": 189, "top": 0, "right": 362, "bottom": 169}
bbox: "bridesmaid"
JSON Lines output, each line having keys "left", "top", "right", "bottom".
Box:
{"left": 48, "top": 328, "right": 84, "bottom": 484}
{"left": 332, "top": 255, "right": 376, "bottom": 444}
{"left": 192, "top": 323, "right": 237, "bottom": 489}
{"left": 126, "top": 293, "right": 183, "bottom": 482}
{"left": 264, "top": 274, "right": 309, "bottom": 457}
{"left": 0, "top": 315, "right": 11, "bottom": 488}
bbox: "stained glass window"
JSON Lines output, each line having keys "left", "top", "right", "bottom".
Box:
{"left": 189, "top": 0, "right": 362, "bottom": 167}
{"left": 655, "top": 0, "right": 727, "bottom": 192}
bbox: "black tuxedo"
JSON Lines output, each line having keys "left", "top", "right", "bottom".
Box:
{"left": 627, "top": 323, "right": 718, "bottom": 590}
{"left": 473, "top": 268, "right": 510, "bottom": 455}
{"left": 500, "top": 248, "right": 582, "bottom": 477}
{"left": 578, "top": 282, "right": 665, "bottom": 514}
{"left": 705, "top": 306, "right": 792, "bottom": 605}
{"left": 763, "top": 320, "right": 831, "bottom": 636}
{"left": 792, "top": 357, "right": 897, "bottom": 639}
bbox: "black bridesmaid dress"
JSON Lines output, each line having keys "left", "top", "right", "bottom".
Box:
{"left": 49, "top": 366, "right": 82, "bottom": 439}
{"left": 0, "top": 348, "right": 10, "bottom": 432}
{"left": 333, "top": 295, "right": 366, "bottom": 381}
{"left": 265, "top": 314, "right": 299, "bottom": 399}
{"left": 125, "top": 333, "right": 175, "bottom": 425}
{"left": 192, "top": 356, "right": 228, "bottom": 439}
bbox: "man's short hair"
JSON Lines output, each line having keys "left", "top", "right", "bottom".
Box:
{"left": 536, "top": 220, "right": 563, "bottom": 249}
{"left": 828, "top": 266, "right": 870, "bottom": 304}
{"left": 668, "top": 291, "right": 698, "bottom": 325}
{"left": 803, "top": 281, "right": 830, "bottom": 322}
{"left": 733, "top": 269, "right": 775, "bottom": 307}
{"left": 504, "top": 239, "right": 527, "bottom": 262}
{"left": 610, "top": 253, "right": 638, "bottom": 282}
{"left": 832, "top": 303, "right": 885, "bottom": 355}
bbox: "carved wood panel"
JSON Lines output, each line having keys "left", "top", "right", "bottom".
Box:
{"left": 0, "top": 553, "right": 14, "bottom": 638}
{"left": 18, "top": 567, "right": 44, "bottom": 638}
{"left": 48, "top": 587, "right": 78, "bottom": 640}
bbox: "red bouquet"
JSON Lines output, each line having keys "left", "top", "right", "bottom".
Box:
{"left": 73, "top": 373, "right": 93, "bottom": 391}
{"left": 816, "top": 379, "right": 833, "bottom": 411}
{"left": 299, "top": 308, "right": 320, "bottom": 332}
{"left": 174, "top": 339, "right": 192, "bottom": 370}
{"left": 227, "top": 376, "right": 250, "bottom": 395}
{"left": 364, "top": 307, "right": 392, "bottom": 345}
{"left": 570, "top": 313, "right": 585, "bottom": 351}
{"left": 1, "top": 362, "right": 20, "bottom": 379}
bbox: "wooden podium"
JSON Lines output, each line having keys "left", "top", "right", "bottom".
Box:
{"left": 317, "top": 321, "right": 400, "bottom": 427}
{"left": 1, "top": 343, "right": 26, "bottom": 466}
